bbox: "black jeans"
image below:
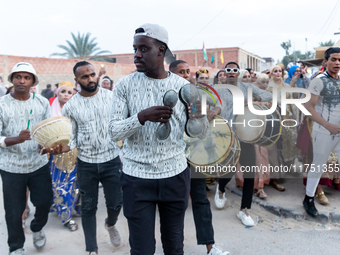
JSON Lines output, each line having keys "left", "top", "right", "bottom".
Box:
{"left": 0, "top": 163, "right": 53, "bottom": 252}
{"left": 190, "top": 178, "right": 214, "bottom": 245}
{"left": 77, "top": 156, "right": 122, "bottom": 252}
{"left": 121, "top": 167, "right": 190, "bottom": 255}
{"left": 219, "top": 142, "right": 255, "bottom": 209}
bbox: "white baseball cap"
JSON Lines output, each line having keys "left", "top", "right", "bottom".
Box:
{"left": 8, "top": 62, "right": 39, "bottom": 86}
{"left": 134, "top": 23, "right": 174, "bottom": 57}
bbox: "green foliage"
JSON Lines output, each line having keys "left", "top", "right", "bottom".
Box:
{"left": 318, "top": 40, "right": 335, "bottom": 47}
{"left": 280, "top": 40, "right": 292, "bottom": 56}
{"left": 51, "top": 32, "right": 113, "bottom": 62}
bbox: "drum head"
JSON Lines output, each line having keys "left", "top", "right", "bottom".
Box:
{"left": 184, "top": 115, "right": 232, "bottom": 166}
{"left": 235, "top": 105, "right": 266, "bottom": 143}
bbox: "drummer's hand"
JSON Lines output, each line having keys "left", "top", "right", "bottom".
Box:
{"left": 207, "top": 109, "right": 219, "bottom": 121}
{"left": 45, "top": 144, "right": 70, "bottom": 155}
{"left": 189, "top": 102, "right": 203, "bottom": 118}
{"left": 17, "top": 130, "right": 32, "bottom": 143}
{"left": 138, "top": 106, "right": 173, "bottom": 125}
{"left": 38, "top": 145, "right": 48, "bottom": 155}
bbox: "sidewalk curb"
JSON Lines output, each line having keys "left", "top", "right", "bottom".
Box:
{"left": 230, "top": 188, "right": 340, "bottom": 224}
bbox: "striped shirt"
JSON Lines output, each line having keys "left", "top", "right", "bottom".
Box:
{"left": 0, "top": 93, "right": 50, "bottom": 173}
{"left": 62, "top": 87, "right": 118, "bottom": 163}
{"left": 109, "top": 72, "right": 208, "bottom": 179}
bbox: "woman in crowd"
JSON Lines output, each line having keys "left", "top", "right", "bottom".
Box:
{"left": 238, "top": 69, "right": 251, "bottom": 83}
{"left": 234, "top": 74, "right": 271, "bottom": 199}
{"left": 213, "top": 69, "right": 227, "bottom": 84}
{"left": 285, "top": 65, "right": 310, "bottom": 91}
{"left": 101, "top": 76, "right": 113, "bottom": 90}
{"left": 49, "top": 81, "right": 80, "bottom": 231}
{"left": 265, "top": 65, "right": 298, "bottom": 191}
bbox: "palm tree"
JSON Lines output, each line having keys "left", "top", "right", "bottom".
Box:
{"left": 318, "top": 40, "right": 335, "bottom": 47}
{"left": 51, "top": 32, "right": 113, "bottom": 62}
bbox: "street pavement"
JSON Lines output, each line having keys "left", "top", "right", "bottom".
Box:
{"left": 1, "top": 174, "right": 340, "bottom": 255}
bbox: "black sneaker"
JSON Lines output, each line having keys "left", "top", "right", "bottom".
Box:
{"left": 303, "top": 198, "right": 318, "bottom": 217}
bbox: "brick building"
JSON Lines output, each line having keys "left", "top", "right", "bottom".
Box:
{"left": 104, "top": 47, "right": 265, "bottom": 71}
{"left": 0, "top": 55, "right": 137, "bottom": 92}
{"left": 0, "top": 54, "right": 220, "bottom": 92}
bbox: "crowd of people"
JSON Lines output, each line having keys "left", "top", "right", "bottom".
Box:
{"left": 0, "top": 23, "right": 340, "bottom": 255}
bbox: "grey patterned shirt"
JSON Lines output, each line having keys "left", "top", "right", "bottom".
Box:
{"left": 0, "top": 93, "right": 50, "bottom": 173}
{"left": 62, "top": 87, "right": 118, "bottom": 163}
{"left": 109, "top": 72, "right": 198, "bottom": 179}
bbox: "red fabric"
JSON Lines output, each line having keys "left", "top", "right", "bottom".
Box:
{"left": 296, "top": 118, "right": 310, "bottom": 154}
{"left": 49, "top": 96, "right": 56, "bottom": 105}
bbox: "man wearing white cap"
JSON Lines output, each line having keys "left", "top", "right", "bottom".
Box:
{"left": 0, "top": 62, "right": 52, "bottom": 255}
{"left": 109, "top": 24, "right": 207, "bottom": 255}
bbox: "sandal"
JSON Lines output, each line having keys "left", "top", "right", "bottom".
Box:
{"left": 316, "top": 191, "right": 329, "bottom": 205}
{"left": 271, "top": 181, "right": 285, "bottom": 192}
{"left": 64, "top": 220, "right": 78, "bottom": 231}
{"left": 255, "top": 189, "right": 268, "bottom": 199}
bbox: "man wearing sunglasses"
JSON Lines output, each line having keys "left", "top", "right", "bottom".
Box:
{"left": 215, "top": 62, "right": 272, "bottom": 227}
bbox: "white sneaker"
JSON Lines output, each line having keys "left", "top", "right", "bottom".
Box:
{"left": 33, "top": 230, "right": 46, "bottom": 249}
{"left": 208, "top": 244, "right": 230, "bottom": 255}
{"left": 215, "top": 184, "right": 227, "bottom": 209}
{"left": 105, "top": 223, "right": 121, "bottom": 247}
{"left": 9, "top": 248, "right": 24, "bottom": 255}
{"left": 89, "top": 252, "right": 98, "bottom": 255}
{"left": 236, "top": 209, "right": 254, "bottom": 227}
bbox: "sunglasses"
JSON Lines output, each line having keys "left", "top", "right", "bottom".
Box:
{"left": 225, "top": 68, "right": 239, "bottom": 73}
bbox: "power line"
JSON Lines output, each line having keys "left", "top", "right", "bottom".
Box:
{"left": 320, "top": 0, "right": 340, "bottom": 41}
{"left": 176, "top": 2, "right": 232, "bottom": 50}
{"left": 311, "top": 0, "right": 340, "bottom": 40}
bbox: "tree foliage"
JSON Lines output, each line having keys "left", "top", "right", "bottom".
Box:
{"left": 318, "top": 40, "right": 335, "bottom": 47}
{"left": 51, "top": 32, "right": 113, "bottom": 62}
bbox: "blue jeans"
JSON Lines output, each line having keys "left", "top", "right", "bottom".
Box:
{"left": 77, "top": 156, "right": 122, "bottom": 252}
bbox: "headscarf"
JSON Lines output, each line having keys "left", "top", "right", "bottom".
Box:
{"left": 238, "top": 69, "right": 249, "bottom": 82}
{"left": 51, "top": 81, "right": 74, "bottom": 117}
{"left": 285, "top": 65, "right": 301, "bottom": 86}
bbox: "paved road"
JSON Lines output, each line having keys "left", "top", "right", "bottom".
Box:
{"left": 1, "top": 177, "right": 339, "bottom": 255}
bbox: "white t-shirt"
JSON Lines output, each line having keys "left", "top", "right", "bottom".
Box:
{"left": 309, "top": 73, "right": 340, "bottom": 134}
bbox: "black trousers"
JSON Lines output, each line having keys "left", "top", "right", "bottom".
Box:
{"left": 219, "top": 142, "right": 255, "bottom": 209}
{"left": 121, "top": 167, "right": 190, "bottom": 255}
{"left": 190, "top": 178, "right": 214, "bottom": 245}
{"left": 0, "top": 163, "right": 53, "bottom": 252}
{"left": 77, "top": 156, "right": 123, "bottom": 252}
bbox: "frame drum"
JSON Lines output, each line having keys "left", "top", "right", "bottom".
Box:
{"left": 183, "top": 115, "right": 241, "bottom": 177}
{"left": 234, "top": 104, "right": 281, "bottom": 146}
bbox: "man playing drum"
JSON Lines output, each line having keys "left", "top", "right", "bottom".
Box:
{"left": 215, "top": 62, "right": 272, "bottom": 226}
{"left": 47, "top": 61, "right": 122, "bottom": 255}
{"left": 170, "top": 60, "right": 230, "bottom": 255}
{"left": 109, "top": 24, "right": 208, "bottom": 255}
{"left": 0, "top": 62, "right": 53, "bottom": 255}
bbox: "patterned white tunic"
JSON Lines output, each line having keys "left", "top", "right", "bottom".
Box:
{"left": 63, "top": 87, "right": 118, "bottom": 164}
{"left": 0, "top": 93, "right": 50, "bottom": 173}
{"left": 109, "top": 72, "right": 198, "bottom": 179}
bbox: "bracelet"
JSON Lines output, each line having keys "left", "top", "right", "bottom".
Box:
{"left": 0, "top": 137, "right": 7, "bottom": 148}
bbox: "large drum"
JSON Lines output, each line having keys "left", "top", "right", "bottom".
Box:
{"left": 32, "top": 116, "right": 72, "bottom": 148}
{"left": 183, "top": 115, "right": 241, "bottom": 177}
{"left": 234, "top": 104, "right": 281, "bottom": 146}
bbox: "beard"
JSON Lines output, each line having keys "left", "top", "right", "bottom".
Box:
{"left": 78, "top": 81, "right": 98, "bottom": 93}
